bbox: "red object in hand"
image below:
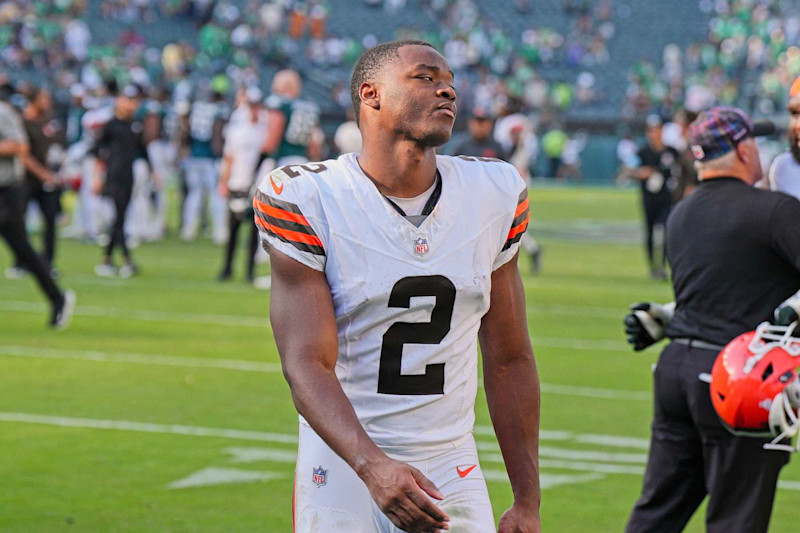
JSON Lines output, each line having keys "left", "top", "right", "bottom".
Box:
{"left": 711, "top": 326, "right": 800, "bottom": 433}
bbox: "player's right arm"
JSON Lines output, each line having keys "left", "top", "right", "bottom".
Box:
{"left": 262, "top": 169, "right": 450, "bottom": 533}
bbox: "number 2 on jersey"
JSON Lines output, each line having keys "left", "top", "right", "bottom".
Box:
{"left": 378, "top": 276, "right": 456, "bottom": 395}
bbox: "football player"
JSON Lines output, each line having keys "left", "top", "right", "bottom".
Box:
{"left": 262, "top": 69, "right": 321, "bottom": 168}
{"left": 767, "top": 76, "right": 800, "bottom": 199}
{"left": 181, "top": 89, "right": 228, "bottom": 243}
{"left": 255, "top": 41, "right": 541, "bottom": 533}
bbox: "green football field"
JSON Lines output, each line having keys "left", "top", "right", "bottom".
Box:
{"left": 2, "top": 185, "right": 799, "bottom": 532}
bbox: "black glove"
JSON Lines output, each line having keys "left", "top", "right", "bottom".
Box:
{"left": 624, "top": 302, "right": 672, "bottom": 351}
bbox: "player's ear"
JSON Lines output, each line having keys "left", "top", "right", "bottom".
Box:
{"left": 359, "top": 82, "right": 380, "bottom": 111}
{"left": 734, "top": 138, "right": 752, "bottom": 165}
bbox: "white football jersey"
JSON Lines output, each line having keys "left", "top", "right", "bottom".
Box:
{"left": 254, "top": 153, "right": 529, "bottom": 460}
{"left": 769, "top": 151, "right": 800, "bottom": 201}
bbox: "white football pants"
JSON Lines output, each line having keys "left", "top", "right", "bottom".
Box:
{"left": 294, "top": 423, "right": 495, "bottom": 533}
{"left": 182, "top": 157, "right": 226, "bottom": 243}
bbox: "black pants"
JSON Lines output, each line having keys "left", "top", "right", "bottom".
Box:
{"left": 19, "top": 183, "right": 60, "bottom": 268}
{"left": 105, "top": 192, "right": 131, "bottom": 261}
{"left": 642, "top": 198, "right": 670, "bottom": 271}
{"left": 0, "top": 185, "right": 62, "bottom": 305}
{"left": 626, "top": 342, "right": 789, "bottom": 533}
{"left": 221, "top": 205, "right": 258, "bottom": 278}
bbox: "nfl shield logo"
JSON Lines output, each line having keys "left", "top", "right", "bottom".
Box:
{"left": 312, "top": 466, "right": 327, "bottom": 487}
{"left": 414, "top": 236, "right": 429, "bottom": 256}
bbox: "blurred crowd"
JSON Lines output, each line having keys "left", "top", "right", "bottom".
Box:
{"left": 7, "top": 0, "right": 800, "bottom": 131}
{"left": 0, "top": 0, "right": 615, "bottom": 125}
{"left": 624, "top": 0, "right": 800, "bottom": 119}
{"left": 0, "top": 66, "right": 332, "bottom": 284}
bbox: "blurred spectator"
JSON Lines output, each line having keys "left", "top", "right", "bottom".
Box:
{"left": 333, "top": 109, "right": 362, "bottom": 155}
{"left": 20, "top": 87, "right": 64, "bottom": 272}
{"left": 672, "top": 109, "right": 700, "bottom": 203}
{"left": 634, "top": 114, "right": 679, "bottom": 280}
{"left": 0, "top": 84, "right": 74, "bottom": 328}
{"left": 541, "top": 125, "right": 568, "bottom": 178}
{"left": 615, "top": 132, "right": 639, "bottom": 182}
{"left": 182, "top": 89, "right": 228, "bottom": 243}
{"left": 91, "top": 85, "right": 152, "bottom": 278}
{"left": 495, "top": 110, "right": 537, "bottom": 178}
{"left": 559, "top": 131, "right": 586, "bottom": 180}
{"left": 447, "top": 106, "right": 508, "bottom": 160}
{"left": 217, "top": 86, "right": 266, "bottom": 283}
{"left": 262, "top": 69, "right": 320, "bottom": 167}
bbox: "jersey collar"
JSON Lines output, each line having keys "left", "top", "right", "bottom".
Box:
{"left": 344, "top": 153, "right": 461, "bottom": 262}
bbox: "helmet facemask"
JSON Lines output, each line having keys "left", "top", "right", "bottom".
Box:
{"left": 711, "top": 322, "right": 800, "bottom": 452}
{"left": 765, "top": 377, "right": 800, "bottom": 452}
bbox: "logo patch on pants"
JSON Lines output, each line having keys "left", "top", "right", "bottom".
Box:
{"left": 312, "top": 466, "right": 327, "bottom": 487}
{"left": 456, "top": 464, "right": 477, "bottom": 478}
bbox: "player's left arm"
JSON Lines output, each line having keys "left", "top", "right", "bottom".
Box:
{"left": 479, "top": 252, "right": 541, "bottom": 533}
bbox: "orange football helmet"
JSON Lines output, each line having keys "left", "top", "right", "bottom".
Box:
{"left": 710, "top": 322, "right": 800, "bottom": 452}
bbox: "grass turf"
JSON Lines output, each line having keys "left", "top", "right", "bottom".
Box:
{"left": 1, "top": 185, "right": 798, "bottom": 532}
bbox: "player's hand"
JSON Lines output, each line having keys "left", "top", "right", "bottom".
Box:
{"left": 774, "top": 291, "right": 800, "bottom": 327}
{"left": 497, "top": 505, "right": 541, "bottom": 533}
{"left": 217, "top": 181, "right": 229, "bottom": 198}
{"left": 360, "top": 456, "right": 450, "bottom": 533}
{"left": 624, "top": 302, "right": 671, "bottom": 351}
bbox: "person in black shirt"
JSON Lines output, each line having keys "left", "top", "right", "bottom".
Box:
{"left": 623, "top": 107, "right": 800, "bottom": 533}
{"left": 0, "top": 92, "right": 74, "bottom": 328}
{"left": 92, "top": 85, "right": 152, "bottom": 278}
{"left": 672, "top": 109, "right": 700, "bottom": 204}
{"left": 19, "top": 88, "right": 63, "bottom": 272}
{"left": 635, "top": 115, "right": 679, "bottom": 280}
{"left": 448, "top": 106, "right": 508, "bottom": 160}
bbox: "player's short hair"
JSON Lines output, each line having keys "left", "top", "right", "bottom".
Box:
{"left": 350, "top": 39, "right": 436, "bottom": 126}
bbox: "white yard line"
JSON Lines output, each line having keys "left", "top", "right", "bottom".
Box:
{"left": 538, "top": 382, "right": 649, "bottom": 400}
{"left": 1, "top": 300, "right": 631, "bottom": 355}
{"left": 526, "top": 304, "right": 622, "bottom": 319}
{"left": 0, "top": 412, "right": 297, "bottom": 444}
{"left": 0, "top": 345, "right": 281, "bottom": 373}
{"left": 70, "top": 275, "right": 257, "bottom": 295}
{"left": 475, "top": 441, "right": 647, "bottom": 464}
{"left": 576, "top": 434, "right": 650, "bottom": 449}
{"left": 0, "top": 300, "right": 268, "bottom": 328}
{"left": 0, "top": 298, "right": 631, "bottom": 332}
{"left": 474, "top": 426, "right": 650, "bottom": 449}
{"left": 0, "top": 344, "right": 649, "bottom": 401}
{"left": 3, "top": 411, "right": 799, "bottom": 491}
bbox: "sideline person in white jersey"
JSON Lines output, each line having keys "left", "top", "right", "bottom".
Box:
{"left": 255, "top": 40, "right": 541, "bottom": 533}
{"left": 217, "top": 87, "right": 268, "bottom": 282}
{"left": 768, "top": 76, "right": 800, "bottom": 200}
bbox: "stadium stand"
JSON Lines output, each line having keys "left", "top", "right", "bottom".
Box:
{"left": 3, "top": 0, "right": 800, "bottom": 179}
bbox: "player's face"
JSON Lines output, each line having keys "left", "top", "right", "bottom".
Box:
{"left": 117, "top": 96, "right": 138, "bottom": 119}
{"left": 468, "top": 117, "right": 493, "bottom": 141}
{"left": 381, "top": 45, "right": 457, "bottom": 147}
{"left": 645, "top": 125, "right": 662, "bottom": 146}
{"left": 788, "top": 96, "right": 800, "bottom": 163}
{"left": 35, "top": 90, "right": 52, "bottom": 114}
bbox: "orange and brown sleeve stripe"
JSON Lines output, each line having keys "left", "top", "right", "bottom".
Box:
{"left": 253, "top": 190, "right": 324, "bottom": 256}
{"left": 502, "top": 188, "right": 529, "bottom": 251}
